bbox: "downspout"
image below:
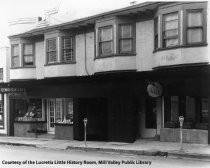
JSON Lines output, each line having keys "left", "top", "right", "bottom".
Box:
{"left": 84, "top": 28, "right": 90, "bottom": 75}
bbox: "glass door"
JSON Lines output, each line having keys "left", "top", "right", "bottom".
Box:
{"left": 47, "top": 99, "right": 62, "bottom": 133}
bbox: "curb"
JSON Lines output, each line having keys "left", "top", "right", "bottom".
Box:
{"left": 0, "top": 142, "right": 37, "bottom": 148}
{"left": 66, "top": 146, "right": 210, "bottom": 161}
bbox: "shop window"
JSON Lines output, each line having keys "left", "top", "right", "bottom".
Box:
{"left": 61, "top": 36, "right": 74, "bottom": 62}
{"left": 162, "top": 12, "right": 179, "bottom": 48}
{"left": 99, "top": 26, "right": 113, "bottom": 56}
{"left": 23, "top": 44, "right": 34, "bottom": 66}
{"left": 11, "top": 44, "right": 20, "bottom": 68}
{"left": 0, "top": 68, "right": 3, "bottom": 81}
{"left": 48, "top": 98, "right": 73, "bottom": 124}
{"left": 119, "top": 24, "right": 133, "bottom": 53}
{"left": 15, "top": 99, "right": 43, "bottom": 122}
{"left": 46, "top": 38, "right": 57, "bottom": 64}
{"left": 186, "top": 10, "right": 203, "bottom": 44}
{"left": 0, "top": 95, "right": 4, "bottom": 129}
{"left": 164, "top": 96, "right": 208, "bottom": 129}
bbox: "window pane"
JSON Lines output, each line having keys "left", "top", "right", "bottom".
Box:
{"left": 12, "top": 56, "right": 20, "bottom": 67}
{"left": 164, "top": 13, "right": 178, "bottom": 21}
{"left": 187, "top": 28, "right": 202, "bottom": 43}
{"left": 62, "top": 37, "right": 74, "bottom": 62}
{"left": 24, "top": 44, "right": 33, "bottom": 55}
{"left": 100, "top": 27, "right": 112, "bottom": 41}
{"left": 164, "top": 29, "right": 178, "bottom": 38}
{"left": 100, "top": 41, "right": 113, "bottom": 54}
{"left": 47, "top": 39, "right": 56, "bottom": 51}
{"left": 120, "top": 25, "right": 132, "bottom": 38}
{"left": 13, "top": 45, "right": 19, "bottom": 56}
{"left": 165, "top": 20, "right": 178, "bottom": 30}
{"left": 48, "top": 51, "right": 57, "bottom": 63}
{"left": 120, "top": 39, "right": 132, "bottom": 53}
{"left": 170, "top": 96, "right": 179, "bottom": 122}
{"left": 201, "top": 98, "right": 208, "bottom": 123}
{"left": 165, "top": 38, "right": 178, "bottom": 47}
{"left": 24, "top": 55, "right": 33, "bottom": 65}
{"left": 188, "top": 11, "right": 202, "bottom": 27}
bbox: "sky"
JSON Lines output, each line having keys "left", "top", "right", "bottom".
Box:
{"left": 0, "top": 0, "right": 201, "bottom": 47}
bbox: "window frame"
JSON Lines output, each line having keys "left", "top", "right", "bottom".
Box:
{"left": 186, "top": 9, "right": 204, "bottom": 45}
{"left": 46, "top": 38, "right": 57, "bottom": 64}
{"left": 98, "top": 25, "right": 114, "bottom": 57}
{"left": 23, "top": 43, "right": 35, "bottom": 67}
{"left": 118, "top": 23, "right": 134, "bottom": 54}
{"left": 0, "top": 68, "right": 3, "bottom": 81}
{"left": 11, "top": 44, "right": 20, "bottom": 68}
{"left": 61, "top": 36, "right": 75, "bottom": 63}
{"left": 162, "top": 11, "right": 179, "bottom": 48}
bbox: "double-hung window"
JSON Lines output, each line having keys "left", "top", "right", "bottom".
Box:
{"left": 11, "top": 44, "right": 20, "bottom": 68}
{"left": 99, "top": 26, "right": 113, "bottom": 56}
{"left": 0, "top": 69, "right": 3, "bottom": 81}
{"left": 61, "top": 36, "right": 74, "bottom": 62}
{"left": 23, "top": 44, "right": 34, "bottom": 66}
{"left": 46, "top": 38, "right": 57, "bottom": 64}
{"left": 163, "top": 12, "right": 179, "bottom": 48}
{"left": 119, "top": 24, "right": 133, "bottom": 53}
{"left": 186, "top": 10, "right": 203, "bottom": 44}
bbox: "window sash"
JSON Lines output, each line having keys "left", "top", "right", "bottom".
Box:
{"left": 119, "top": 24, "right": 133, "bottom": 53}
{"left": 186, "top": 10, "right": 204, "bottom": 44}
{"left": 163, "top": 12, "right": 179, "bottom": 48}
{"left": 11, "top": 45, "right": 20, "bottom": 67}
{"left": 62, "top": 37, "right": 74, "bottom": 62}
{"left": 23, "top": 44, "right": 34, "bottom": 66}
{"left": 99, "top": 26, "right": 113, "bottom": 56}
{"left": 47, "top": 38, "right": 57, "bottom": 63}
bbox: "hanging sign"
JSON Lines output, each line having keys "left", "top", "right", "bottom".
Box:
{"left": 0, "top": 87, "right": 25, "bottom": 93}
{"left": 147, "top": 82, "right": 163, "bottom": 98}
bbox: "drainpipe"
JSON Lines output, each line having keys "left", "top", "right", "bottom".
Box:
{"left": 84, "top": 28, "right": 90, "bottom": 75}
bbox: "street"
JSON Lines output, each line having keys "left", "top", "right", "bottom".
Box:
{"left": 0, "top": 145, "right": 209, "bottom": 168}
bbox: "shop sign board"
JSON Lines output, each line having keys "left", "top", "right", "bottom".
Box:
{"left": 147, "top": 82, "right": 163, "bottom": 98}
{"left": 0, "top": 87, "right": 25, "bottom": 93}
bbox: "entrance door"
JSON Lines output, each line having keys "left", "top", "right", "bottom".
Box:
{"left": 47, "top": 99, "right": 62, "bottom": 133}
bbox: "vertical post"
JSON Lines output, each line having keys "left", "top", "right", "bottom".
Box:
{"left": 83, "top": 118, "right": 88, "bottom": 147}
{"left": 179, "top": 116, "right": 184, "bottom": 151}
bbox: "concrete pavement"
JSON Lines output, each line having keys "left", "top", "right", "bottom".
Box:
{"left": 0, "top": 136, "right": 210, "bottom": 161}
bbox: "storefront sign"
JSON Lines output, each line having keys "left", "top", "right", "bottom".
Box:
{"left": 0, "top": 87, "right": 25, "bottom": 93}
{"left": 147, "top": 82, "right": 163, "bottom": 98}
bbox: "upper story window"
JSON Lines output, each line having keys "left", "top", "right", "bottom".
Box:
{"left": 11, "top": 44, "right": 20, "bottom": 68}
{"left": 99, "top": 26, "right": 113, "bottom": 56}
{"left": 186, "top": 10, "right": 203, "bottom": 44}
{"left": 23, "top": 44, "right": 34, "bottom": 66}
{"left": 155, "top": 2, "right": 207, "bottom": 51}
{"left": 46, "top": 38, "right": 57, "bottom": 64}
{"left": 119, "top": 24, "right": 133, "bottom": 53}
{"left": 0, "top": 69, "right": 3, "bottom": 81}
{"left": 61, "top": 36, "right": 74, "bottom": 62}
{"left": 163, "top": 12, "right": 179, "bottom": 48}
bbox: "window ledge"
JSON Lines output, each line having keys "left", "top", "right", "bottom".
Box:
{"left": 153, "top": 43, "right": 208, "bottom": 53}
{"left": 10, "top": 66, "right": 36, "bottom": 69}
{"left": 44, "top": 61, "right": 76, "bottom": 66}
{"left": 95, "top": 53, "right": 136, "bottom": 60}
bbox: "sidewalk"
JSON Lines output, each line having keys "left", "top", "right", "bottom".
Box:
{"left": 0, "top": 136, "right": 210, "bottom": 161}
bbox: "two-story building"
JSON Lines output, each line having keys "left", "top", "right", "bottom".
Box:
{"left": 0, "top": 47, "right": 10, "bottom": 135}
{"left": 7, "top": 1, "right": 210, "bottom": 144}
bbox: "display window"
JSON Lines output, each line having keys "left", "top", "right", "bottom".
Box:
{"left": 15, "top": 99, "right": 43, "bottom": 122}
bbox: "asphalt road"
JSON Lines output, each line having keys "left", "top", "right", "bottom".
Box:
{"left": 0, "top": 145, "right": 209, "bottom": 168}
